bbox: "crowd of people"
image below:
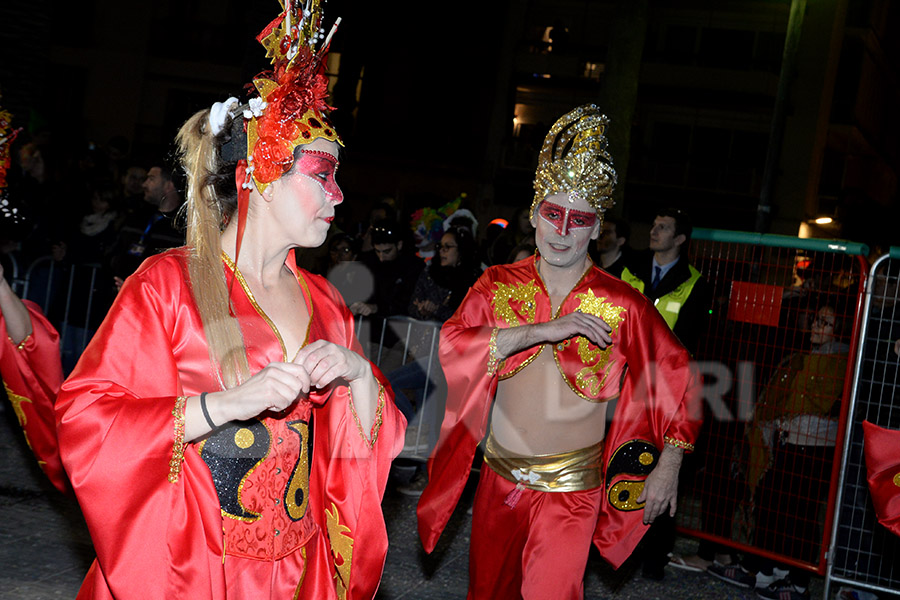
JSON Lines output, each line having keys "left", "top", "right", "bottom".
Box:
{"left": 0, "top": 3, "right": 894, "bottom": 600}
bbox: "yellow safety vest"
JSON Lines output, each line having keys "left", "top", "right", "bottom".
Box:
{"left": 621, "top": 264, "right": 702, "bottom": 330}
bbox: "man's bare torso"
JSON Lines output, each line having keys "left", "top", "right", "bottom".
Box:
{"left": 492, "top": 320, "right": 609, "bottom": 456}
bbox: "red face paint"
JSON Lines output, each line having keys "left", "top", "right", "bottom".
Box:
{"left": 295, "top": 150, "right": 342, "bottom": 203}
{"left": 537, "top": 201, "right": 597, "bottom": 236}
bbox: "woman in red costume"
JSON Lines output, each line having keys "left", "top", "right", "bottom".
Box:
{"left": 54, "top": 3, "right": 404, "bottom": 599}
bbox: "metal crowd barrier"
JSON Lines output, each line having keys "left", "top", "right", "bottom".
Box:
{"left": 676, "top": 229, "right": 869, "bottom": 580}
{"left": 355, "top": 314, "right": 443, "bottom": 460}
{"left": 16, "top": 256, "right": 104, "bottom": 373}
{"left": 825, "top": 249, "right": 900, "bottom": 598}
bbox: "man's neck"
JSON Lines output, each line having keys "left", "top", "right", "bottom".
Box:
{"left": 600, "top": 248, "right": 622, "bottom": 269}
{"left": 159, "top": 196, "right": 180, "bottom": 214}
{"left": 653, "top": 248, "right": 680, "bottom": 267}
{"left": 537, "top": 256, "right": 590, "bottom": 301}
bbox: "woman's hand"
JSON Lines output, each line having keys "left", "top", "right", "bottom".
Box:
{"left": 293, "top": 339, "right": 372, "bottom": 389}
{"left": 212, "top": 362, "right": 312, "bottom": 423}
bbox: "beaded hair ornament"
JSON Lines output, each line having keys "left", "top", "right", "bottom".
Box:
{"left": 530, "top": 104, "right": 617, "bottom": 220}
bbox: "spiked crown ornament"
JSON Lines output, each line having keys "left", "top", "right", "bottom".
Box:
{"left": 530, "top": 104, "right": 617, "bottom": 220}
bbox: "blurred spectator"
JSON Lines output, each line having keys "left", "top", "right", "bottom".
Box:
{"left": 409, "top": 196, "right": 461, "bottom": 264}
{"left": 358, "top": 200, "right": 395, "bottom": 254}
{"left": 709, "top": 301, "right": 850, "bottom": 600}
{"left": 490, "top": 206, "right": 535, "bottom": 266}
{"left": 325, "top": 232, "right": 374, "bottom": 308}
{"left": 392, "top": 226, "right": 481, "bottom": 495}
{"left": 116, "top": 165, "right": 149, "bottom": 223}
{"left": 590, "top": 215, "right": 630, "bottom": 278}
{"left": 620, "top": 208, "right": 710, "bottom": 580}
{"left": 108, "top": 162, "right": 185, "bottom": 288}
{"left": 507, "top": 241, "right": 535, "bottom": 264}
{"left": 56, "top": 180, "right": 121, "bottom": 371}
{"left": 350, "top": 219, "right": 423, "bottom": 319}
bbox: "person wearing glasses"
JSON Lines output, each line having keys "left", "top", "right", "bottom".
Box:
{"left": 390, "top": 225, "right": 482, "bottom": 493}
{"left": 709, "top": 301, "right": 850, "bottom": 600}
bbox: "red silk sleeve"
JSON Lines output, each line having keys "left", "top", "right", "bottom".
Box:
{"left": 418, "top": 274, "right": 499, "bottom": 553}
{"left": 594, "top": 297, "right": 703, "bottom": 568}
{"left": 0, "top": 300, "right": 69, "bottom": 495}
{"left": 862, "top": 420, "right": 900, "bottom": 538}
{"left": 56, "top": 257, "right": 225, "bottom": 599}
{"left": 302, "top": 273, "right": 406, "bottom": 600}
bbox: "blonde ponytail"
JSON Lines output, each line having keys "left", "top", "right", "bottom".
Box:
{"left": 176, "top": 110, "right": 250, "bottom": 388}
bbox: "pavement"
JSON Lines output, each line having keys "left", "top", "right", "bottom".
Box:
{"left": 0, "top": 405, "right": 831, "bottom": 600}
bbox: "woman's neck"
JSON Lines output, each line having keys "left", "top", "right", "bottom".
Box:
{"left": 220, "top": 220, "right": 292, "bottom": 287}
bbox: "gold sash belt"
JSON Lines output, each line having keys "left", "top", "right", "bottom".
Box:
{"left": 484, "top": 432, "right": 603, "bottom": 493}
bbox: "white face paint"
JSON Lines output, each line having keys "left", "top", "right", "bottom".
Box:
{"left": 532, "top": 192, "right": 601, "bottom": 272}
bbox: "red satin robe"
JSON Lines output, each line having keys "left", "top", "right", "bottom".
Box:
{"left": 862, "top": 420, "right": 900, "bottom": 537}
{"left": 56, "top": 249, "right": 404, "bottom": 600}
{"left": 417, "top": 254, "right": 701, "bottom": 568}
{"left": 0, "top": 299, "right": 69, "bottom": 495}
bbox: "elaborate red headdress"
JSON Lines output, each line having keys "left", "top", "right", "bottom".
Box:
{"left": 227, "top": 0, "right": 343, "bottom": 282}
{"left": 246, "top": 0, "right": 343, "bottom": 192}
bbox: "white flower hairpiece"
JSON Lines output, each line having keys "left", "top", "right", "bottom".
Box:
{"left": 243, "top": 97, "right": 267, "bottom": 120}
{"left": 208, "top": 97, "right": 240, "bottom": 136}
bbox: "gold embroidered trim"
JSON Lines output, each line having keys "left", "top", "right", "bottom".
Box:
{"left": 487, "top": 327, "right": 501, "bottom": 375}
{"left": 221, "top": 251, "right": 314, "bottom": 361}
{"left": 349, "top": 384, "right": 385, "bottom": 448}
{"left": 168, "top": 396, "right": 188, "bottom": 483}
{"left": 13, "top": 333, "right": 31, "bottom": 351}
{"left": 664, "top": 436, "right": 694, "bottom": 452}
{"left": 491, "top": 280, "right": 539, "bottom": 327}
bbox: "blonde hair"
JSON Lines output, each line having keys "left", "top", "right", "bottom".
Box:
{"left": 176, "top": 109, "right": 250, "bottom": 388}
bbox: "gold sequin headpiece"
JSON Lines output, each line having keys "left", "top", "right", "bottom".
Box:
{"left": 530, "top": 104, "right": 617, "bottom": 219}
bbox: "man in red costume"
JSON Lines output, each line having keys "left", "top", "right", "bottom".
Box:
{"left": 417, "top": 105, "right": 701, "bottom": 599}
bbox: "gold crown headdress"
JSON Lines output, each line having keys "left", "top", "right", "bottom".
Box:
{"left": 530, "top": 104, "right": 617, "bottom": 219}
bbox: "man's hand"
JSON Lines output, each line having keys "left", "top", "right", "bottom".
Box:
{"left": 350, "top": 301, "right": 376, "bottom": 316}
{"left": 494, "top": 311, "right": 612, "bottom": 361}
{"left": 637, "top": 444, "right": 683, "bottom": 525}
{"left": 538, "top": 312, "right": 612, "bottom": 349}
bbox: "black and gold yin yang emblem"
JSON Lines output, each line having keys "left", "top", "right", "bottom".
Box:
{"left": 201, "top": 420, "right": 271, "bottom": 521}
{"left": 605, "top": 440, "right": 659, "bottom": 511}
{"left": 284, "top": 420, "right": 311, "bottom": 521}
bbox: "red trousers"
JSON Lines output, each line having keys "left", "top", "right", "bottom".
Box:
{"left": 468, "top": 464, "right": 602, "bottom": 600}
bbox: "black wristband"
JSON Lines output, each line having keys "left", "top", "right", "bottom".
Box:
{"left": 200, "top": 392, "right": 217, "bottom": 430}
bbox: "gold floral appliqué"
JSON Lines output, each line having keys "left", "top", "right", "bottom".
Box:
{"left": 491, "top": 280, "right": 540, "bottom": 327}
{"left": 566, "top": 290, "right": 625, "bottom": 396}
{"left": 326, "top": 502, "right": 354, "bottom": 600}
